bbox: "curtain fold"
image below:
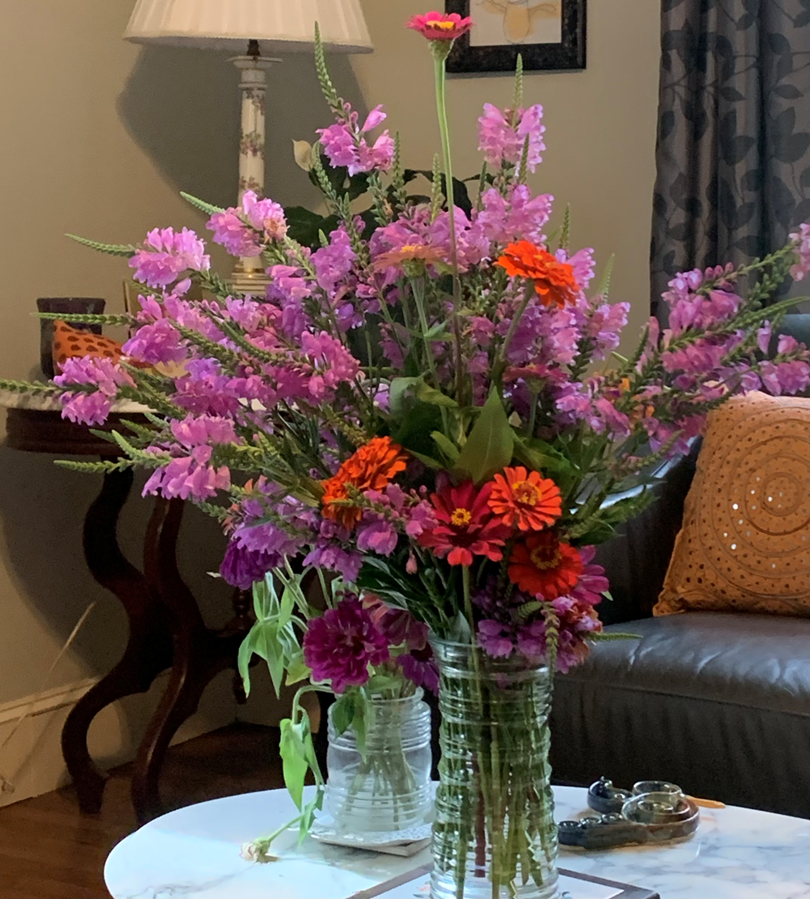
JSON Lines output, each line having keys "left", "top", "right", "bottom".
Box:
{"left": 651, "top": 0, "right": 810, "bottom": 321}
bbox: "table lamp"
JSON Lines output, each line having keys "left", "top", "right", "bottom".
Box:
{"left": 124, "top": 0, "right": 373, "bottom": 291}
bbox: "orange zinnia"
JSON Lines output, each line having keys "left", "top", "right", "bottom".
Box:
{"left": 488, "top": 466, "right": 562, "bottom": 532}
{"left": 508, "top": 532, "right": 583, "bottom": 599}
{"left": 496, "top": 240, "right": 580, "bottom": 308}
{"left": 321, "top": 436, "right": 408, "bottom": 529}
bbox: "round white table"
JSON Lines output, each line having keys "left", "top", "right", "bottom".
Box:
{"left": 105, "top": 786, "right": 810, "bottom": 899}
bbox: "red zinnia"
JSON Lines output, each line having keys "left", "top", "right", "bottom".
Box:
{"left": 418, "top": 480, "right": 510, "bottom": 566}
{"left": 496, "top": 240, "right": 580, "bottom": 308}
{"left": 406, "top": 11, "right": 473, "bottom": 41}
{"left": 508, "top": 532, "right": 583, "bottom": 599}
{"left": 488, "top": 466, "right": 562, "bottom": 532}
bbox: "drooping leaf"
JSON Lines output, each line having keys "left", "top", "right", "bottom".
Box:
{"left": 284, "top": 652, "right": 311, "bottom": 687}
{"left": 455, "top": 389, "right": 514, "bottom": 484}
{"left": 279, "top": 718, "right": 309, "bottom": 810}
{"left": 252, "top": 620, "right": 285, "bottom": 697}
{"left": 237, "top": 626, "right": 258, "bottom": 697}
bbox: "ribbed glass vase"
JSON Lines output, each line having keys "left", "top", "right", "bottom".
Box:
{"left": 325, "top": 690, "right": 433, "bottom": 836}
{"left": 431, "top": 640, "right": 559, "bottom": 899}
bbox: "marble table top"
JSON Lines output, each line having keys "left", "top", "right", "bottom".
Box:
{"left": 104, "top": 786, "right": 810, "bottom": 899}
{"left": 0, "top": 387, "right": 148, "bottom": 413}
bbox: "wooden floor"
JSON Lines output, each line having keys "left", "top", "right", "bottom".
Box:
{"left": 0, "top": 724, "right": 285, "bottom": 899}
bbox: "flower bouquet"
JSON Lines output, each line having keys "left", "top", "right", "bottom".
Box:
{"left": 4, "top": 10, "right": 809, "bottom": 898}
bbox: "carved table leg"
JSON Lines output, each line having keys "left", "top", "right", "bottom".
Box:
{"left": 132, "top": 499, "right": 249, "bottom": 823}
{"left": 61, "top": 468, "right": 173, "bottom": 813}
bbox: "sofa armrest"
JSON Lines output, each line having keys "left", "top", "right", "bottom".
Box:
{"left": 594, "top": 445, "right": 699, "bottom": 624}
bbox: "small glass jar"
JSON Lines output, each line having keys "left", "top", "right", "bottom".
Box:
{"left": 325, "top": 689, "right": 432, "bottom": 836}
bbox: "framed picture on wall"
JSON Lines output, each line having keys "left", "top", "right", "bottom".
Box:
{"left": 445, "top": 0, "right": 586, "bottom": 74}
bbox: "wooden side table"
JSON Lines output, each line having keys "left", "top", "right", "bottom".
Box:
{"left": 3, "top": 396, "right": 252, "bottom": 823}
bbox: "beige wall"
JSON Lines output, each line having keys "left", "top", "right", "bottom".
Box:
{"left": 0, "top": 0, "right": 660, "bottom": 712}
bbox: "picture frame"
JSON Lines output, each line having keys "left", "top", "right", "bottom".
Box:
{"left": 445, "top": 0, "right": 586, "bottom": 74}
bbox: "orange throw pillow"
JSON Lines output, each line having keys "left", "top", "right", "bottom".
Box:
{"left": 52, "top": 320, "right": 124, "bottom": 371}
{"left": 655, "top": 392, "right": 810, "bottom": 617}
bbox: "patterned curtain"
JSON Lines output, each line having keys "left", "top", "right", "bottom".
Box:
{"left": 651, "top": 0, "right": 810, "bottom": 320}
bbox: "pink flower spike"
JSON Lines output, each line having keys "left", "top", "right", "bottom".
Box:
{"left": 407, "top": 11, "right": 473, "bottom": 41}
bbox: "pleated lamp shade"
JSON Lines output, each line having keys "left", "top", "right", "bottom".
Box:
{"left": 124, "top": 0, "right": 373, "bottom": 53}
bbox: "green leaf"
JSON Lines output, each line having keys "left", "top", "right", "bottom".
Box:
{"left": 279, "top": 719, "right": 309, "bottom": 810}
{"left": 237, "top": 627, "right": 258, "bottom": 697}
{"left": 250, "top": 620, "right": 285, "bottom": 697}
{"left": 393, "top": 400, "right": 443, "bottom": 459}
{"left": 330, "top": 691, "right": 356, "bottom": 736}
{"left": 284, "top": 652, "right": 311, "bottom": 687}
{"left": 279, "top": 583, "right": 295, "bottom": 628}
{"left": 454, "top": 389, "right": 514, "bottom": 484}
{"left": 388, "top": 376, "right": 421, "bottom": 417}
{"left": 252, "top": 578, "right": 272, "bottom": 620}
{"left": 298, "top": 790, "right": 324, "bottom": 846}
{"left": 423, "top": 321, "right": 451, "bottom": 341}
{"left": 415, "top": 382, "right": 458, "bottom": 408}
{"left": 284, "top": 206, "right": 340, "bottom": 250}
{"left": 431, "top": 431, "right": 460, "bottom": 463}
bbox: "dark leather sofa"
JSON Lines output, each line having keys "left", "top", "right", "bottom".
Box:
{"left": 549, "top": 439, "right": 810, "bottom": 820}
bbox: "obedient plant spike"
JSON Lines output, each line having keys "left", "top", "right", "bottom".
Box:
{"left": 313, "top": 23, "right": 342, "bottom": 116}
{"left": 54, "top": 458, "right": 134, "bottom": 475}
{"left": 476, "top": 161, "right": 488, "bottom": 211}
{"left": 180, "top": 191, "right": 225, "bottom": 216}
{"left": 510, "top": 54, "right": 524, "bottom": 126}
{"left": 66, "top": 234, "right": 137, "bottom": 257}
{"left": 516, "top": 134, "right": 531, "bottom": 186}
{"left": 590, "top": 631, "right": 641, "bottom": 643}
{"left": 35, "top": 311, "right": 136, "bottom": 327}
{"left": 597, "top": 254, "right": 616, "bottom": 299}
{"left": 311, "top": 150, "right": 339, "bottom": 203}
{"left": 392, "top": 132, "right": 409, "bottom": 209}
{"left": 199, "top": 270, "right": 239, "bottom": 299}
{"left": 558, "top": 205, "right": 571, "bottom": 252}
{"left": 0, "top": 378, "right": 58, "bottom": 395}
{"left": 430, "top": 153, "right": 444, "bottom": 222}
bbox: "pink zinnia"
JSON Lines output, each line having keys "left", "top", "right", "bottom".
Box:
{"left": 418, "top": 481, "right": 510, "bottom": 566}
{"left": 302, "top": 598, "right": 390, "bottom": 693}
{"left": 407, "top": 11, "right": 472, "bottom": 40}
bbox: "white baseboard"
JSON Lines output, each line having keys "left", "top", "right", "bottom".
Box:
{"left": 0, "top": 669, "right": 238, "bottom": 808}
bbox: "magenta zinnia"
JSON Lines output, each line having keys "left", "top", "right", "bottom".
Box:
{"left": 406, "top": 11, "right": 473, "bottom": 41}
{"left": 302, "top": 598, "right": 389, "bottom": 693}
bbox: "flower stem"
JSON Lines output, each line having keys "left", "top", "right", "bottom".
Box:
{"left": 432, "top": 50, "right": 465, "bottom": 405}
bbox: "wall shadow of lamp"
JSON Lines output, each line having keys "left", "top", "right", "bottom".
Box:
{"left": 122, "top": 0, "right": 375, "bottom": 295}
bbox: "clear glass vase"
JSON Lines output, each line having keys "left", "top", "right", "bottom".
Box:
{"left": 431, "top": 640, "right": 559, "bottom": 899}
{"left": 325, "top": 689, "right": 433, "bottom": 837}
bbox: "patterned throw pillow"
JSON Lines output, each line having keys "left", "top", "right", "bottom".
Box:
{"left": 655, "top": 392, "right": 810, "bottom": 617}
{"left": 52, "top": 320, "right": 124, "bottom": 371}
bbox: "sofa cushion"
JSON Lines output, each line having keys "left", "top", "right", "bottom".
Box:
{"left": 655, "top": 392, "right": 810, "bottom": 617}
{"left": 549, "top": 612, "right": 810, "bottom": 818}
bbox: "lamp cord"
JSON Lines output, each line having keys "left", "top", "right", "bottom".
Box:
{"left": 0, "top": 601, "right": 97, "bottom": 795}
